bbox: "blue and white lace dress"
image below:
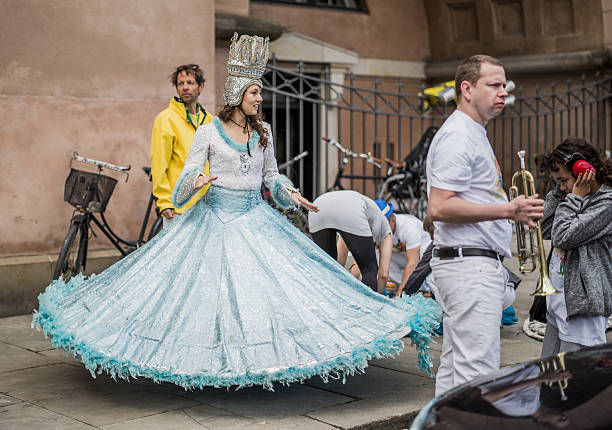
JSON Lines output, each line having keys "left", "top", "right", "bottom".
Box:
{"left": 33, "top": 117, "right": 441, "bottom": 390}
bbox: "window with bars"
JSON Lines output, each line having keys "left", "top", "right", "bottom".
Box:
{"left": 252, "top": 0, "right": 367, "bottom": 12}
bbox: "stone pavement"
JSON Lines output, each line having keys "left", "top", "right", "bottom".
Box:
{"left": 1, "top": 254, "right": 608, "bottom": 430}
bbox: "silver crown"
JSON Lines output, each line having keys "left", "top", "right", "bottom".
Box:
{"left": 223, "top": 33, "right": 270, "bottom": 107}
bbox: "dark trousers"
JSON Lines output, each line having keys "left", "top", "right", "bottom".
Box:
{"left": 312, "top": 229, "right": 378, "bottom": 292}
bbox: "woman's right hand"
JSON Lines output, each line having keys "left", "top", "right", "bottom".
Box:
{"left": 193, "top": 175, "right": 218, "bottom": 191}
{"left": 572, "top": 170, "right": 596, "bottom": 198}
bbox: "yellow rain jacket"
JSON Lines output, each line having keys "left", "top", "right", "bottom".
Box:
{"left": 150, "top": 97, "right": 212, "bottom": 214}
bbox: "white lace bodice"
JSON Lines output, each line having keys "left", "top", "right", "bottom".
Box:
{"left": 183, "top": 117, "right": 280, "bottom": 191}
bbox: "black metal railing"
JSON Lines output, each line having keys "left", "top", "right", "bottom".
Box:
{"left": 262, "top": 55, "right": 612, "bottom": 201}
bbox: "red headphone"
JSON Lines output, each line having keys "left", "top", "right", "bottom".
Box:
{"left": 552, "top": 148, "right": 596, "bottom": 178}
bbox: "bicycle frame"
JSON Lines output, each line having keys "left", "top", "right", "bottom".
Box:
{"left": 66, "top": 156, "right": 161, "bottom": 256}
{"left": 137, "top": 192, "right": 158, "bottom": 246}
{"left": 323, "top": 137, "right": 384, "bottom": 191}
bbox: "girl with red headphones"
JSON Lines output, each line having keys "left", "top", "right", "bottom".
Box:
{"left": 540, "top": 137, "right": 612, "bottom": 357}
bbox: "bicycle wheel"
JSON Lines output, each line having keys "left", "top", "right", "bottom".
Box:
{"left": 53, "top": 217, "right": 87, "bottom": 280}
{"left": 147, "top": 216, "right": 163, "bottom": 241}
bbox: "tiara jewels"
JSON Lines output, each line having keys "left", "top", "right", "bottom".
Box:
{"left": 223, "top": 33, "right": 270, "bottom": 107}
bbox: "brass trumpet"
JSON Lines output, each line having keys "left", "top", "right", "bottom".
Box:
{"left": 509, "top": 151, "right": 558, "bottom": 296}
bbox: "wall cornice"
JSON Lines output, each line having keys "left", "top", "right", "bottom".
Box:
{"left": 426, "top": 50, "right": 612, "bottom": 80}
{"left": 215, "top": 12, "right": 283, "bottom": 41}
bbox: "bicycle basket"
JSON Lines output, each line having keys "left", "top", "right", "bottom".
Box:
{"left": 63, "top": 168, "right": 117, "bottom": 212}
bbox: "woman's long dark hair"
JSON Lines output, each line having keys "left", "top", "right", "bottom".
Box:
{"left": 217, "top": 105, "right": 270, "bottom": 149}
{"left": 549, "top": 137, "right": 612, "bottom": 186}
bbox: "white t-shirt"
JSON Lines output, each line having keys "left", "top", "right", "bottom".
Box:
{"left": 547, "top": 248, "right": 607, "bottom": 346}
{"left": 308, "top": 190, "right": 391, "bottom": 246}
{"left": 426, "top": 110, "right": 512, "bottom": 257}
{"left": 393, "top": 214, "right": 431, "bottom": 255}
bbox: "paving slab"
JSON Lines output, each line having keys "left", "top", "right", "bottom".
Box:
{"left": 307, "top": 394, "right": 434, "bottom": 429}
{"left": 0, "top": 314, "right": 52, "bottom": 352}
{"left": 36, "top": 388, "right": 199, "bottom": 427}
{"left": 0, "top": 401, "right": 95, "bottom": 430}
{"left": 182, "top": 383, "right": 353, "bottom": 419}
{"left": 0, "top": 341, "right": 61, "bottom": 373}
{"left": 101, "top": 409, "right": 207, "bottom": 430}
{"left": 38, "top": 347, "right": 84, "bottom": 367}
{"left": 303, "top": 366, "right": 434, "bottom": 428}
{"left": 0, "top": 363, "right": 143, "bottom": 400}
{"left": 0, "top": 393, "right": 22, "bottom": 408}
{"left": 227, "top": 416, "right": 338, "bottom": 429}
{"left": 0, "top": 363, "right": 201, "bottom": 427}
{"left": 306, "top": 364, "right": 431, "bottom": 399}
{"left": 500, "top": 329, "right": 544, "bottom": 366}
{"left": 185, "top": 404, "right": 260, "bottom": 429}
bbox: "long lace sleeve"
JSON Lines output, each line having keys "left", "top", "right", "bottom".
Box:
{"left": 171, "top": 126, "right": 210, "bottom": 209}
{"left": 261, "top": 123, "right": 296, "bottom": 210}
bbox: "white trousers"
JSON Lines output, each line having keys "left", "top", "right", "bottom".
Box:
{"left": 430, "top": 255, "right": 506, "bottom": 397}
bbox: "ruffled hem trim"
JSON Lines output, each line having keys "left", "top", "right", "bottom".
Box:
{"left": 32, "top": 275, "right": 441, "bottom": 390}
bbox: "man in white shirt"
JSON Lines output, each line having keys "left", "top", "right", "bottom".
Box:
{"left": 427, "top": 55, "right": 544, "bottom": 396}
{"left": 383, "top": 209, "right": 432, "bottom": 298}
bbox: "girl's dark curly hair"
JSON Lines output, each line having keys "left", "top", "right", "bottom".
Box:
{"left": 217, "top": 105, "right": 270, "bottom": 149}
{"left": 549, "top": 137, "right": 612, "bottom": 186}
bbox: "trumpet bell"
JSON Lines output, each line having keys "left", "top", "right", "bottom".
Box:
{"left": 531, "top": 274, "right": 558, "bottom": 296}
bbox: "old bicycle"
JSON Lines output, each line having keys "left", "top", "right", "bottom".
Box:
{"left": 53, "top": 152, "right": 163, "bottom": 280}
{"left": 375, "top": 126, "right": 437, "bottom": 219}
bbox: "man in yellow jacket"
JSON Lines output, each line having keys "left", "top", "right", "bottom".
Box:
{"left": 151, "top": 64, "right": 212, "bottom": 227}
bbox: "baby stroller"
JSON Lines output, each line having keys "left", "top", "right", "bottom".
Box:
{"left": 376, "top": 126, "right": 438, "bottom": 218}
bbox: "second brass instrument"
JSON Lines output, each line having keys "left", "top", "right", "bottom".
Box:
{"left": 509, "top": 150, "right": 558, "bottom": 296}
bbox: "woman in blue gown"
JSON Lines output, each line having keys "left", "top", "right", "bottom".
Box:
{"left": 33, "top": 33, "right": 441, "bottom": 390}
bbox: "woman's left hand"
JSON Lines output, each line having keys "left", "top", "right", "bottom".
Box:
{"left": 291, "top": 192, "right": 319, "bottom": 212}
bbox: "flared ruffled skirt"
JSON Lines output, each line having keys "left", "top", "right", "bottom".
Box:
{"left": 33, "top": 186, "right": 441, "bottom": 389}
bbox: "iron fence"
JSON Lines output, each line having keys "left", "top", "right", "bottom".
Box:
{"left": 261, "top": 55, "right": 612, "bottom": 202}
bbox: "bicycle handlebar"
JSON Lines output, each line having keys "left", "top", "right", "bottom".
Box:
{"left": 73, "top": 152, "right": 131, "bottom": 172}
{"left": 72, "top": 152, "right": 131, "bottom": 181}
{"left": 278, "top": 150, "right": 309, "bottom": 170}
{"left": 322, "top": 137, "right": 381, "bottom": 168}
